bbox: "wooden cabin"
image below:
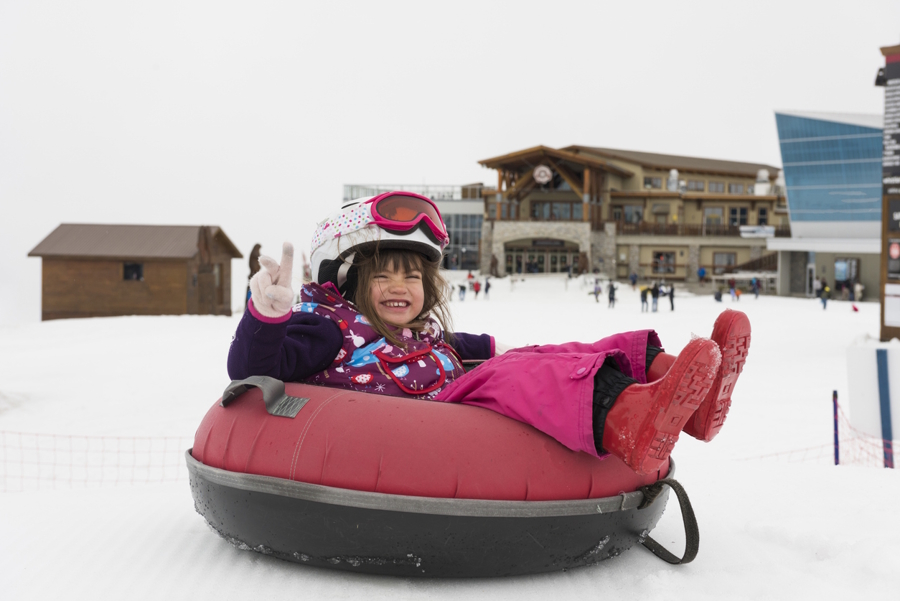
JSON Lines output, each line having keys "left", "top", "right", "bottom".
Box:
{"left": 28, "top": 224, "right": 243, "bottom": 321}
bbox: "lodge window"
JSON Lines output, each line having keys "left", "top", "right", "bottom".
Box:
{"left": 613, "top": 205, "right": 643, "bottom": 223}
{"left": 643, "top": 177, "right": 662, "bottom": 189}
{"left": 652, "top": 251, "right": 675, "bottom": 274}
{"left": 758, "top": 207, "right": 768, "bottom": 225}
{"left": 444, "top": 213, "right": 483, "bottom": 271}
{"left": 728, "top": 183, "right": 745, "bottom": 195}
{"left": 687, "top": 180, "right": 705, "bottom": 191}
{"left": 713, "top": 252, "right": 735, "bottom": 275}
{"left": 704, "top": 207, "right": 724, "bottom": 225}
{"left": 531, "top": 201, "right": 582, "bottom": 221}
{"left": 652, "top": 204, "right": 669, "bottom": 224}
{"left": 834, "top": 258, "right": 859, "bottom": 289}
{"left": 124, "top": 263, "right": 143, "bottom": 281}
{"left": 709, "top": 182, "right": 725, "bottom": 193}
{"left": 730, "top": 207, "right": 748, "bottom": 226}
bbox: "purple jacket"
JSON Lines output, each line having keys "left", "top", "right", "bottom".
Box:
{"left": 228, "top": 284, "right": 494, "bottom": 397}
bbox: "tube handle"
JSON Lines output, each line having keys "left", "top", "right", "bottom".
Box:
{"left": 220, "top": 376, "right": 310, "bottom": 418}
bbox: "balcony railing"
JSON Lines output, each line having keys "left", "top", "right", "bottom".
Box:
{"left": 610, "top": 221, "right": 791, "bottom": 238}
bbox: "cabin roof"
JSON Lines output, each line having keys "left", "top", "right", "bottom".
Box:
{"left": 28, "top": 224, "right": 243, "bottom": 260}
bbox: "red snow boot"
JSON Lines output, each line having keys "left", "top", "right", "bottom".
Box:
{"left": 683, "top": 309, "right": 751, "bottom": 442}
{"left": 601, "top": 338, "right": 719, "bottom": 475}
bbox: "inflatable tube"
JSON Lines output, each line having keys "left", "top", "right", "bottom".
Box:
{"left": 187, "top": 377, "right": 682, "bottom": 577}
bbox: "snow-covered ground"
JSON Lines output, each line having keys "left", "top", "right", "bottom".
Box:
{"left": 2, "top": 275, "right": 899, "bottom": 599}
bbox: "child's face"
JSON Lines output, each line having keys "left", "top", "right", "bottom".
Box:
{"left": 368, "top": 261, "right": 425, "bottom": 328}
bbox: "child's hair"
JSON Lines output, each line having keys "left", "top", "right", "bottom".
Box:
{"left": 352, "top": 246, "right": 453, "bottom": 347}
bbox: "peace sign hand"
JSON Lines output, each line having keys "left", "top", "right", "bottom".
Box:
{"left": 249, "top": 242, "right": 296, "bottom": 318}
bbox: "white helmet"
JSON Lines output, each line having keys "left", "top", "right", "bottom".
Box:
{"left": 310, "top": 191, "right": 449, "bottom": 301}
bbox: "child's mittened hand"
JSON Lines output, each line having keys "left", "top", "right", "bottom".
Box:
{"left": 250, "top": 242, "right": 295, "bottom": 318}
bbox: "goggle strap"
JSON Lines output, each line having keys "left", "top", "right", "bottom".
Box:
{"left": 337, "top": 253, "right": 355, "bottom": 289}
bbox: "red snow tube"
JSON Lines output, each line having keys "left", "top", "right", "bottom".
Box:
{"left": 187, "top": 377, "right": 695, "bottom": 577}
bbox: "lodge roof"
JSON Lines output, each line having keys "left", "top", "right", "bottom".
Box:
{"left": 564, "top": 146, "right": 781, "bottom": 179}
{"left": 28, "top": 224, "right": 243, "bottom": 260}
{"left": 478, "top": 145, "right": 634, "bottom": 178}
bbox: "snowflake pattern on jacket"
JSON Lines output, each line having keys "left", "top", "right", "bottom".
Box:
{"left": 298, "top": 282, "right": 466, "bottom": 399}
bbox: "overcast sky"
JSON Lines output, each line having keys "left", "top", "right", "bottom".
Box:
{"left": 1, "top": 0, "right": 898, "bottom": 324}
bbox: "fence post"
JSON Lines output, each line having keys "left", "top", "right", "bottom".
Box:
{"left": 833, "top": 390, "right": 840, "bottom": 466}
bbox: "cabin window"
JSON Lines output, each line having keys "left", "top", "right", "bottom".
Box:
{"left": 758, "top": 207, "right": 768, "bottom": 225}
{"left": 709, "top": 182, "right": 725, "bottom": 194}
{"left": 728, "top": 183, "right": 745, "bottom": 195}
{"left": 124, "top": 263, "right": 144, "bottom": 281}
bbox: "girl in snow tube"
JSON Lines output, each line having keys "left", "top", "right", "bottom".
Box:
{"left": 191, "top": 191, "right": 752, "bottom": 575}
{"left": 226, "top": 191, "right": 751, "bottom": 476}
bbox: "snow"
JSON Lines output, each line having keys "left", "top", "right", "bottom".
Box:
{"left": 2, "top": 276, "right": 900, "bottom": 599}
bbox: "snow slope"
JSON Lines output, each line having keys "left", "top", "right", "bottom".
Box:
{"left": 2, "top": 275, "right": 899, "bottom": 599}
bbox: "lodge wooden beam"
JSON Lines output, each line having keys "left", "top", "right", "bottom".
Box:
{"left": 583, "top": 169, "right": 591, "bottom": 221}
{"left": 510, "top": 178, "right": 537, "bottom": 203}
{"left": 597, "top": 172, "right": 607, "bottom": 219}
{"left": 507, "top": 170, "right": 536, "bottom": 201}
{"left": 544, "top": 157, "right": 584, "bottom": 198}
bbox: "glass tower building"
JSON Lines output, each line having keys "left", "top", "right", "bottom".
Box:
{"left": 769, "top": 111, "right": 883, "bottom": 297}
{"left": 775, "top": 111, "right": 883, "bottom": 237}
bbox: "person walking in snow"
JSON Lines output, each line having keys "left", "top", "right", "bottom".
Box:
{"left": 591, "top": 278, "right": 602, "bottom": 303}
{"left": 607, "top": 280, "right": 617, "bottom": 308}
{"left": 640, "top": 286, "right": 649, "bottom": 312}
{"left": 650, "top": 282, "right": 660, "bottom": 312}
{"left": 230, "top": 191, "right": 752, "bottom": 476}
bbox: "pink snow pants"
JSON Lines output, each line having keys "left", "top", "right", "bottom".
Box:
{"left": 436, "top": 330, "right": 662, "bottom": 458}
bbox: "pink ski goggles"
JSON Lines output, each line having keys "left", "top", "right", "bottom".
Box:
{"left": 365, "top": 192, "right": 449, "bottom": 246}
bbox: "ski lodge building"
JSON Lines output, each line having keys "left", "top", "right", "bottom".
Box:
{"left": 347, "top": 145, "right": 788, "bottom": 281}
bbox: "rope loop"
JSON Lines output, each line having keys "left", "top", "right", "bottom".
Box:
{"left": 638, "top": 478, "right": 699, "bottom": 565}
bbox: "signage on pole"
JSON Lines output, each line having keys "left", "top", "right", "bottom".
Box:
{"left": 880, "top": 45, "right": 900, "bottom": 341}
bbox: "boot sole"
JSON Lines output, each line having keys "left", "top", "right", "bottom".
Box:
{"left": 633, "top": 340, "right": 717, "bottom": 474}
{"left": 686, "top": 311, "right": 751, "bottom": 441}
